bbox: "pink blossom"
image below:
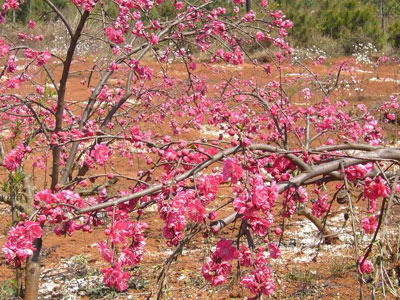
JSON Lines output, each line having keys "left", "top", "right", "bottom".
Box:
{"left": 364, "top": 177, "right": 390, "bottom": 212}
{"left": 242, "top": 10, "right": 256, "bottom": 22}
{"left": 361, "top": 216, "right": 378, "bottom": 234}
{"left": 282, "top": 186, "right": 307, "bottom": 217}
{"left": 0, "top": 39, "right": 10, "bottom": 57}
{"left": 34, "top": 189, "right": 85, "bottom": 230}
{"left": 158, "top": 191, "right": 189, "bottom": 245}
{"left": 71, "top": 0, "right": 97, "bottom": 11}
{"left": 36, "top": 85, "right": 45, "bottom": 94}
{"left": 202, "top": 260, "right": 232, "bottom": 286}
{"left": 28, "top": 20, "right": 36, "bottom": 29}
{"left": 98, "top": 241, "right": 114, "bottom": 263}
{"left": 3, "top": 144, "right": 28, "bottom": 171}
{"left": 345, "top": 163, "right": 374, "bottom": 181}
{"left": 102, "top": 265, "right": 131, "bottom": 291}
{"left": 302, "top": 88, "right": 312, "bottom": 100}
{"left": 24, "top": 48, "right": 37, "bottom": 59}
{"left": 251, "top": 177, "right": 278, "bottom": 214}
{"left": 196, "top": 174, "right": 222, "bottom": 202}
{"left": 34, "top": 34, "right": 43, "bottom": 41}
{"left": 175, "top": 1, "right": 184, "bottom": 10}
{"left": 222, "top": 158, "right": 244, "bottom": 183}
{"left": 150, "top": 34, "right": 159, "bottom": 45}
{"left": 7, "top": 55, "right": 16, "bottom": 73}
{"left": 386, "top": 113, "right": 396, "bottom": 121}
{"left": 312, "top": 194, "right": 330, "bottom": 218}
{"left": 268, "top": 242, "right": 281, "bottom": 259}
{"left": 378, "top": 56, "right": 389, "bottom": 64}
{"left": 359, "top": 257, "right": 374, "bottom": 274}
{"left": 213, "top": 239, "right": 239, "bottom": 262}
{"left": 36, "top": 51, "right": 52, "bottom": 66}
{"left": 264, "top": 63, "right": 272, "bottom": 74}
{"left": 100, "top": 220, "right": 147, "bottom": 275}
{"left": 239, "top": 245, "right": 253, "bottom": 267}
{"left": 105, "top": 27, "right": 125, "bottom": 44}
{"left": 3, "top": 221, "right": 43, "bottom": 267}
{"left": 105, "top": 220, "right": 133, "bottom": 244}
{"left": 240, "top": 249, "right": 276, "bottom": 296}
{"left": 256, "top": 31, "right": 265, "bottom": 42}
{"left": 91, "top": 144, "right": 112, "bottom": 166}
{"left": 316, "top": 55, "right": 327, "bottom": 64}
{"left": 187, "top": 198, "right": 206, "bottom": 223}
{"left": 2, "top": 0, "right": 20, "bottom": 11}
{"left": 6, "top": 77, "right": 22, "bottom": 89}
{"left": 247, "top": 214, "right": 274, "bottom": 236}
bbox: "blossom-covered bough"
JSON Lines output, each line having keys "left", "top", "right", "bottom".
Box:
{"left": 0, "top": 0, "right": 400, "bottom": 299}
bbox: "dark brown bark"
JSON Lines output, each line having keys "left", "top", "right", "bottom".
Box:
{"left": 297, "top": 208, "right": 339, "bottom": 244}
{"left": 24, "top": 238, "right": 42, "bottom": 300}
{"left": 51, "top": 11, "right": 90, "bottom": 190}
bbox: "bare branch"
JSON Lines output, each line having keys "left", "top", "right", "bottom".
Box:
{"left": 44, "top": 0, "right": 74, "bottom": 37}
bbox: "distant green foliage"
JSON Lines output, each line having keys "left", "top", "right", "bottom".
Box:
{"left": 320, "top": 0, "right": 383, "bottom": 53}
{"left": 272, "top": 0, "right": 384, "bottom": 54}
{"left": 14, "top": 0, "right": 69, "bottom": 23}
{"left": 270, "top": 0, "right": 319, "bottom": 47}
{"left": 148, "top": 0, "right": 236, "bottom": 21}
{"left": 148, "top": 1, "right": 177, "bottom": 21}
{"left": 5, "top": 0, "right": 400, "bottom": 53}
{"left": 0, "top": 280, "right": 17, "bottom": 298}
{"left": 388, "top": 20, "right": 400, "bottom": 48}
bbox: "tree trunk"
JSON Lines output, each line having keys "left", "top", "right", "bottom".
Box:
{"left": 245, "top": 0, "right": 251, "bottom": 12}
{"left": 24, "top": 238, "right": 42, "bottom": 300}
{"left": 298, "top": 208, "right": 339, "bottom": 244}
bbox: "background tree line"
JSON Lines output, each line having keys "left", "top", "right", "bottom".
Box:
{"left": 7, "top": 0, "right": 400, "bottom": 54}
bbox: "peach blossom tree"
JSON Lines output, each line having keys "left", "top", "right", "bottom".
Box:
{"left": 0, "top": 0, "right": 399, "bottom": 299}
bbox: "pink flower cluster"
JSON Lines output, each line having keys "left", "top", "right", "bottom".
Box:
{"left": 240, "top": 248, "right": 276, "bottom": 297}
{"left": 158, "top": 191, "right": 188, "bottom": 246}
{"left": 156, "top": 174, "right": 222, "bottom": 245}
{"left": 105, "top": 27, "right": 125, "bottom": 44}
{"left": 364, "top": 176, "right": 390, "bottom": 212}
{"left": 359, "top": 256, "right": 374, "bottom": 274}
{"left": 215, "top": 47, "right": 245, "bottom": 65}
{"left": 264, "top": 154, "right": 296, "bottom": 181}
{"left": 6, "top": 55, "right": 16, "bottom": 72}
{"left": 282, "top": 186, "right": 308, "bottom": 217}
{"left": 3, "top": 144, "right": 30, "bottom": 171}
{"left": 361, "top": 215, "right": 378, "bottom": 234}
{"left": 24, "top": 49, "right": 52, "bottom": 66}
{"left": 72, "top": 0, "right": 97, "bottom": 11}
{"left": 102, "top": 265, "right": 131, "bottom": 291}
{"left": 345, "top": 163, "right": 374, "bottom": 181}
{"left": 99, "top": 220, "right": 148, "bottom": 291}
{"left": 203, "top": 241, "right": 277, "bottom": 297}
{"left": 158, "top": 188, "right": 211, "bottom": 246}
{"left": 233, "top": 176, "right": 278, "bottom": 236}
{"left": 128, "top": 59, "right": 153, "bottom": 80}
{"left": 196, "top": 174, "right": 222, "bottom": 202}
{"left": 202, "top": 239, "right": 238, "bottom": 285}
{"left": 90, "top": 144, "right": 112, "bottom": 166}
{"left": 268, "top": 242, "right": 281, "bottom": 259}
{"left": 34, "top": 189, "right": 89, "bottom": 235}
{"left": 2, "top": 0, "right": 20, "bottom": 12}
{"left": 0, "top": 39, "right": 10, "bottom": 57}
{"left": 312, "top": 193, "right": 330, "bottom": 218}
{"left": 3, "top": 221, "right": 43, "bottom": 267}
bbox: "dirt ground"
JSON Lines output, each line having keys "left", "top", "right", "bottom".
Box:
{"left": 0, "top": 56, "right": 399, "bottom": 299}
